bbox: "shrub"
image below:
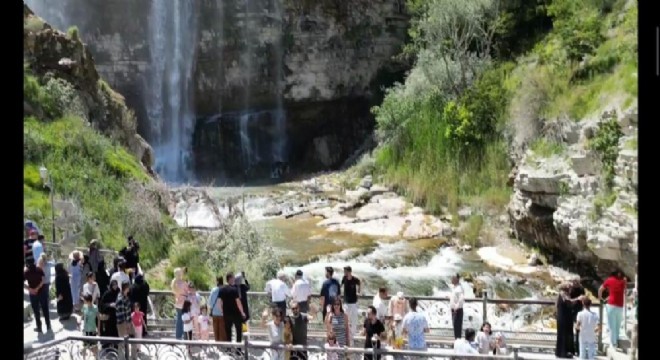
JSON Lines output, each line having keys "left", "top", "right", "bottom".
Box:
{"left": 589, "top": 115, "right": 623, "bottom": 189}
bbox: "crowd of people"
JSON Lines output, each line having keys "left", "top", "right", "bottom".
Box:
{"left": 23, "top": 221, "right": 151, "bottom": 358}
{"left": 24, "top": 219, "right": 638, "bottom": 360}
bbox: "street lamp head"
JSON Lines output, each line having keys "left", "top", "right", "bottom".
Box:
{"left": 39, "top": 165, "right": 48, "bottom": 182}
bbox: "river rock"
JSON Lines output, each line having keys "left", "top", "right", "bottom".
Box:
{"left": 359, "top": 175, "right": 373, "bottom": 189}
{"left": 356, "top": 198, "right": 406, "bottom": 220}
{"left": 263, "top": 206, "right": 282, "bottom": 217}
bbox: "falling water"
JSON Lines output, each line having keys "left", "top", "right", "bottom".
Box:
{"left": 239, "top": 114, "right": 252, "bottom": 170}
{"left": 146, "top": 0, "right": 198, "bottom": 183}
{"left": 272, "top": 0, "right": 287, "bottom": 163}
{"left": 25, "top": 0, "right": 70, "bottom": 30}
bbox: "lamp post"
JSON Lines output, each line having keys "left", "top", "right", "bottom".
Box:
{"left": 39, "top": 166, "right": 56, "bottom": 243}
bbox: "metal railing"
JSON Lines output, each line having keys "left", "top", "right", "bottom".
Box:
{"left": 146, "top": 290, "right": 605, "bottom": 353}
{"left": 24, "top": 334, "right": 530, "bottom": 360}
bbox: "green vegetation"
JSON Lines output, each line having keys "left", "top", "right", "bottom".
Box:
{"left": 624, "top": 137, "right": 637, "bottom": 150}
{"left": 370, "top": 0, "right": 637, "bottom": 215}
{"left": 591, "top": 190, "right": 617, "bottom": 220}
{"left": 67, "top": 26, "right": 79, "bottom": 41}
{"left": 459, "top": 214, "right": 484, "bottom": 247}
{"left": 589, "top": 115, "right": 623, "bottom": 189}
{"left": 24, "top": 60, "right": 171, "bottom": 270}
{"left": 166, "top": 216, "right": 280, "bottom": 290}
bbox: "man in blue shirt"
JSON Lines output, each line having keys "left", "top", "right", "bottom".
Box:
{"left": 319, "top": 267, "right": 340, "bottom": 321}
{"left": 207, "top": 277, "right": 227, "bottom": 341}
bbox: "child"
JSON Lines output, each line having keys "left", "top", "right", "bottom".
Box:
{"left": 198, "top": 305, "right": 211, "bottom": 341}
{"left": 187, "top": 282, "right": 201, "bottom": 338}
{"left": 283, "top": 316, "right": 293, "bottom": 360}
{"left": 131, "top": 302, "right": 146, "bottom": 340}
{"left": 325, "top": 332, "right": 340, "bottom": 360}
{"left": 79, "top": 294, "right": 99, "bottom": 357}
{"left": 182, "top": 300, "right": 194, "bottom": 340}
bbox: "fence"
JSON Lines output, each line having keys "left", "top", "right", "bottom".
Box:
{"left": 147, "top": 291, "right": 606, "bottom": 353}
{"left": 23, "top": 334, "right": 530, "bottom": 360}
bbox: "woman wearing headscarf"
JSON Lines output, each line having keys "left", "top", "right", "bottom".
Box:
{"left": 96, "top": 259, "right": 110, "bottom": 295}
{"left": 234, "top": 272, "right": 251, "bottom": 321}
{"left": 99, "top": 280, "right": 120, "bottom": 349}
{"left": 69, "top": 251, "right": 83, "bottom": 312}
{"left": 54, "top": 263, "right": 73, "bottom": 320}
{"left": 130, "top": 273, "right": 151, "bottom": 336}
{"left": 171, "top": 268, "right": 188, "bottom": 340}
{"left": 555, "top": 283, "right": 575, "bottom": 358}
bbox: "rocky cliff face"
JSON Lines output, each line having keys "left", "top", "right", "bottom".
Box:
{"left": 27, "top": 0, "right": 409, "bottom": 176}
{"left": 23, "top": 4, "right": 155, "bottom": 173}
{"left": 508, "top": 103, "right": 638, "bottom": 280}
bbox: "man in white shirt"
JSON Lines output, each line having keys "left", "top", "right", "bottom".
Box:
{"left": 110, "top": 261, "right": 130, "bottom": 287}
{"left": 454, "top": 328, "right": 479, "bottom": 355}
{"left": 265, "top": 271, "right": 291, "bottom": 314}
{"left": 373, "top": 287, "right": 389, "bottom": 321}
{"left": 449, "top": 274, "right": 465, "bottom": 339}
{"left": 291, "top": 270, "right": 312, "bottom": 313}
{"left": 576, "top": 297, "right": 600, "bottom": 360}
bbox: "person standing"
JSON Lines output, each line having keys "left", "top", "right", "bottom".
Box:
{"left": 129, "top": 273, "right": 150, "bottom": 336}
{"left": 555, "top": 283, "right": 575, "bottom": 358}
{"left": 32, "top": 235, "right": 44, "bottom": 266}
{"left": 320, "top": 267, "right": 341, "bottom": 321}
{"left": 208, "top": 276, "right": 227, "bottom": 341}
{"left": 234, "top": 272, "right": 251, "bottom": 321}
{"left": 325, "top": 298, "right": 350, "bottom": 348}
{"left": 372, "top": 287, "right": 389, "bottom": 322}
{"left": 36, "top": 253, "right": 53, "bottom": 303}
{"left": 24, "top": 229, "right": 39, "bottom": 266}
{"left": 54, "top": 263, "right": 73, "bottom": 320}
{"left": 171, "top": 268, "right": 189, "bottom": 340}
{"left": 265, "top": 272, "right": 291, "bottom": 315}
{"left": 291, "top": 270, "right": 312, "bottom": 313}
{"left": 341, "top": 266, "right": 361, "bottom": 341}
{"left": 110, "top": 261, "right": 130, "bottom": 288}
{"left": 576, "top": 297, "right": 599, "bottom": 360}
{"left": 401, "top": 297, "right": 430, "bottom": 351}
{"left": 25, "top": 262, "right": 51, "bottom": 333}
{"left": 82, "top": 271, "right": 100, "bottom": 305}
{"left": 221, "top": 272, "right": 247, "bottom": 342}
{"left": 570, "top": 278, "right": 586, "bottom": 356}
{"left": 119, "top": 236, "right": 140, "bottom": 280}
{"left": 115, "top": 283, "right": 133, "bottom": 359}
{"left": 449, "top": 274, "right": 464, "bottom": 339}
{"left": 598, "top": 270, "right": 627, "bottom": 349}
{"left": 290, "top": 301, "right": 313, "bottom": 360}
{"left": 362, "top": 306, "right": 386, "bottom": 360}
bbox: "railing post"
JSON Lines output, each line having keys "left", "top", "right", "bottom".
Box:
{"left": 123, "top": 335, "right": 130, "bottom": 360}
{"left": 243, "top": 331, "right": 249, "bottom": 360}
{"left": 482, "top": 291, "right": 488, "bottom": 323}
{"left": 598, "top": 300, "right": 604, "bottom": 354}
{"left": 512, "top": 345, "right": 520, "bottom": 360}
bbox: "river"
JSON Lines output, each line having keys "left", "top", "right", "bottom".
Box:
{"left": 172, "top": 173, "right": 585, "bottom": 333}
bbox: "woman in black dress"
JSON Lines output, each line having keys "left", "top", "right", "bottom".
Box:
{"left": 555, "top": 283, "right": 575, "bottom": 358}
{"left": 129, "top": 274, "right": 151, "bottom": 336}
{"left": 54, "top": 263, "right": 73, "bottom": 320}
{"left": 99, "top": 280, "right": 120, "bottom": 349}
{"left": 96, "top": 260, "right": 110, "bottom": 296}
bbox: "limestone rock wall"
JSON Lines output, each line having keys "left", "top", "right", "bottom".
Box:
{"left": 508, "top": 104, "right": 638, "bottom": 279}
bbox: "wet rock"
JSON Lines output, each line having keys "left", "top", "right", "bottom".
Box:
{"left": 263, "top": 206, "right": 282, "bottom": 217}
{"left": 460, "top": 244, "right": 473, "bottom": 252}
{"left": 359, "top": 175, "right": 373, "bottom": 189}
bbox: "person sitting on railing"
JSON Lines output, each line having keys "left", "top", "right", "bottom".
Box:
{"left": 453, "top": 328, "right": 479, "bottom": 355}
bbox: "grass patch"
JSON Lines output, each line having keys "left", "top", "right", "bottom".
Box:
{"left": 24, "top": 115, "right": 169, "bottom": 269}
{"left": 590, "top": 191, "right": 617, "bottom": 220}
{"left": 458, "top": 214, "right": 484, "bottom": 247}
{"left": 24, "top": 15, "right": 45, "bottom": 33}
{"left": 530, "top": 138, "right": 566, "bottom": 158}
{"left": 624, "top": 137, "right": 637, "bottom": 150}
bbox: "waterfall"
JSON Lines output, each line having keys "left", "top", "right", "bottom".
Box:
{"left": 146, "top": 0, "right": 198, "bottom": 183}
{"left": 24, "top": 0, "right": 69, "bottom": 31}
{"left": 273, "top": 0, "right": 288, "bottom": 163}
{"left": 239, "top": 113, "right": 252, "bottom": 171}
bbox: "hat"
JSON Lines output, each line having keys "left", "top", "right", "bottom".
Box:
{"left": 396, "top": 291, "right": 404, "bottom": 298}
{"left": 295, "top": 270, "right": 303, "bottom": 276}
{"left": 394, "top": 314, "right": 403, "bottom": 321}
{"left": 29, "top": 229, "right": 38, "bottom": 236}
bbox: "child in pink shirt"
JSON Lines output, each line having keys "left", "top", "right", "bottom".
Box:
{"left": 131, "top": 302, "right": 146, "bottom": 339}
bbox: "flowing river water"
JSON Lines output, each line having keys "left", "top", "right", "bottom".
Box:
{"left": 175, "top": 176, "right": 583, "bottom": 333}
